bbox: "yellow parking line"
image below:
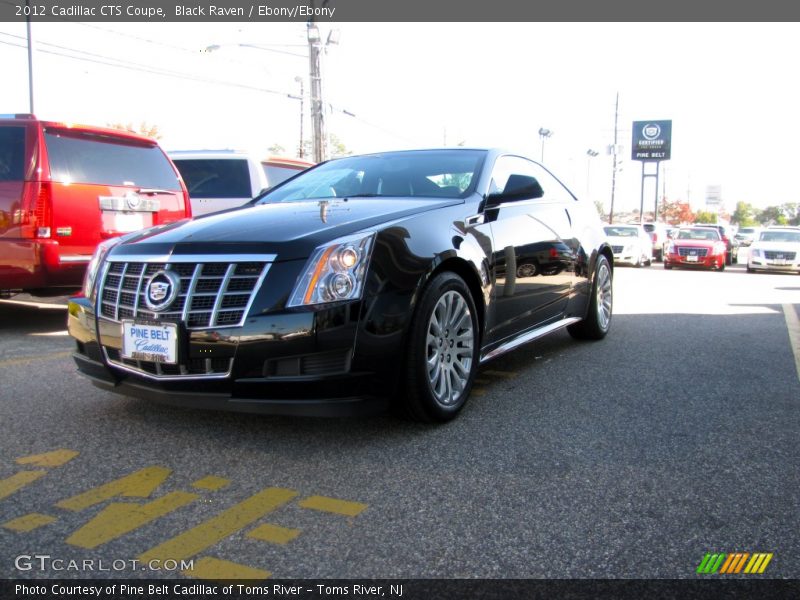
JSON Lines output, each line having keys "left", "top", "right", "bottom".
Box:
{"left": 184, "top": 556, "right": 270, "bottom": 581}
{"left": 56, "top": 466, "right": 173, "bottom": 511}
{"left": 66, "top": 491, "right": 199, "bottom": 549}
{"left": 2, "top": 513, "right": 57, "bottom": 532}
{"left": 783, "top": 304, "right": 800, "bottom": 383}
{"left": 0, "top": 471, "right": 47, "bottom": 501}
{"left": 298, "top": 495, "right": 367, "bottom": 517}
{"left": 0, "top": 351, "right": 72, "bottom": 367}
{"left": 247, "top": 523, "right": 301, "bottom": 545}
{"left": 16, "top": 449, "right": 79, "bottom": 468}
{"left": 191, "top": 476, "right": 230, "bottom": 491}
{"left": 139, "top": 487, "right": 298, "bottom": 563}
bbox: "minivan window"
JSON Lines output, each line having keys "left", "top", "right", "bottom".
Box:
{"left": 262, "top": 164, "right": 302, "bottom": 187}
{"left": 44, "top": 131, "right": 180, "bottom": 190}
{"left": 0, "top": 126, "right": 25, "bottom": 181}
{"left": 172, "top": 158, "right": 251, "bottom": 199}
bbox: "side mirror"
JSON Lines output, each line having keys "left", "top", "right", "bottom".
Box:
{"left": 486, "top": 174, "right": 544, "bottom": 206}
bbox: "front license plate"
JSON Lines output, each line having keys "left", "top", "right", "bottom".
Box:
{"left": 121, "top": 320, "right": 178, "bottom": 364}
{"left": 772, "top": 259, "right": 786, "bottom": 265}
{"left": 686, "top": 255, "right": 699, "bottom": 262}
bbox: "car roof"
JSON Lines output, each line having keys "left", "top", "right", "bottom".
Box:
{"left": 169, "top": 150, "right": 313, "bottom": 167}
{"left": 1, "top": 114, "right": 158, "bottom": 145}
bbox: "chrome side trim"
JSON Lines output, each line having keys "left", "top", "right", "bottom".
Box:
{"left": 480, "top": 317, "right": 581, "bottom": 363}
{"left": 106, "top": 254, "right": 277, "bottom": 263}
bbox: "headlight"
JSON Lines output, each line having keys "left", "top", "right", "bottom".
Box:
{"left": 713, "top": 242, "right": 726, "bottom": 255}
{"left": 82, "top": 237, "right": 123, "bottom": 300}
{"left": 667, "top": 242, "right": 676, "bottom": 254}
{"left": 624, "top": 244, "right": 635, "bottom": 253}
{"left": 750, "top": 248, "right": 761, "bottom": 258}
{"left": 288, "top": 232, "right": 376, "bottom": 307}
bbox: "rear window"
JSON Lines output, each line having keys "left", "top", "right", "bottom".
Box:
{"left": 0, "top": 126, "right": 25, "bottom": 181}
{"left": 44, "top": 131, "right": 180, "bottom": 190}
{"left": 172, "top": 159, "right": 251, "bottom": 199}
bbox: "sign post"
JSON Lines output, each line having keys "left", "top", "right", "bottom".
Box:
{"left": 631, "top": 120, "right": 672, "bottom": 222}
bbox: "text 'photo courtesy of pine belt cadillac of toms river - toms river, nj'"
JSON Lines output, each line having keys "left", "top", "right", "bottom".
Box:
{"left": 67, "top": 148, "right": 614, "bottom": 423}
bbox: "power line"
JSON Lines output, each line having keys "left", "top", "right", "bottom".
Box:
{"left": 0, "top": 34, "right": 299, "bottom": 99}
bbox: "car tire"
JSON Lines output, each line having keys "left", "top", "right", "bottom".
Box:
{"left": 568, "top": 254, "right": 612, "bottom": 341}
{"left": 747, "top": 266, "right": 755, "bottom": 273}
{"left": 402, "top": 272, "right": 479, "bottom": 423}
{"left": 718, "top": 262, "right": 725, "bottom": 271}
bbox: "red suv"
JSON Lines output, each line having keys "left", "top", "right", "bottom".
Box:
{"left": 0, "top": 115, "right": 191, "bottom": 293}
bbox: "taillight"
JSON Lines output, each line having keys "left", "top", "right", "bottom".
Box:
{"left": 33, "top": 182, "right": 52, "bottom": 238}
{"left": 20, "top": 181, "right": 52, "bottom": 239}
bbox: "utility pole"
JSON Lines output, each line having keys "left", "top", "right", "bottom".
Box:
{"left": 307, "top": 21, "right": 326, "bottom": 163}
{"left": 608, "top": 92, "right": 619, "bottom": 224}
{"left": 295, "top": 76, "right": 305, "bottom": 159}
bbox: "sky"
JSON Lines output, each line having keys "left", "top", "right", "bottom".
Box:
{"left": 1, "top": 21, "right": 799, "bottom": 216}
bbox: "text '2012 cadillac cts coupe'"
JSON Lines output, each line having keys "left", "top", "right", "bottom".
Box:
{"left": 68, "top": 149, "right": 614, "bottom": 422}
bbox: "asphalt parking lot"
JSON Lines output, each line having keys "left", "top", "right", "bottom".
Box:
{"left": 1, "top": 259, "right": 798, "bottom": 580}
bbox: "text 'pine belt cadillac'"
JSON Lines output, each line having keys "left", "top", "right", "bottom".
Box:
{"left": 68, "top": 149, "right": 614, "bottom": 422}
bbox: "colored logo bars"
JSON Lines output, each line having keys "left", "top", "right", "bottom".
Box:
{"left": 697, "top": 552, "right": 773, "bottom": 575}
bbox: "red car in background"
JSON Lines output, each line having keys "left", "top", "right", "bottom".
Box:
{"left": 663, "top": 227, "right": 727, "bottom": 271}
{"left": 0, "top": 114, "right": 191, "bottom": 293}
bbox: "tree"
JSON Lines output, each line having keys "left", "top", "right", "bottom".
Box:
{"left": 107, "top": 122, "right": 161, "bottom": 140}
{"left": 267, "top": 144, "right": 287, "bottom": 156}
{"left": 731, "top": 201, "right": 757, "bottom": 226}
{"left": 693, "top": 210, "right": 718, "bottom": 224}
{"left": 301, "top": 133, "right": 352, "bottom": 160}
{"left": 758, "top": 205, "right": 788, "bottom": 226}
{"left": 660, "top": 199, "right": 694, "bottom": 225}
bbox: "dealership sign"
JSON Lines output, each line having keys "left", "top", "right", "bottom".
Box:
{"left": 631, "top": 120, "right": 672, "bottom": 161}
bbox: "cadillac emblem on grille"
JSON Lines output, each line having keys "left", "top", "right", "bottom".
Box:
{"left": 144, "top": 270, "right": 181, "bottom": 311}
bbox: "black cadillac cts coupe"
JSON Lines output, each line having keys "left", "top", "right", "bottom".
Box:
{"left": 68, "top": 149, "right": 613, "bottom": 422}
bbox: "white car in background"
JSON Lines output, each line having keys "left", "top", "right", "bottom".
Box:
{"left": 604, "top": 224, "right": 653, "bottom": 267}
{"left": 747, "top": 227, "right": 800, "bottom": 274}
{"left": 169, "top": 150, "right": 312, "bottom": 216}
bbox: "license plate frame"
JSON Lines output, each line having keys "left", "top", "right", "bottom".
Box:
{"left": 121, "top": 320, "right": 178, "bottom": 364}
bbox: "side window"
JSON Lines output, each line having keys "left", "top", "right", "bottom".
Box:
{"left": 488, "top": 155, "right": 577, "bottom": 203}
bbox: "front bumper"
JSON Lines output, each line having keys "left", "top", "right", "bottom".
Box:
{"left": 664, "top": 253, "right": 724, "bottom": 269}
{"left": 68, "top": 296, "right": 393, "bottom": 416}
{"left": 611, "top": 251, "right": 641, "bottom": 266}
{"left": 748, "top": 258, "right": 800, "bottom": 273}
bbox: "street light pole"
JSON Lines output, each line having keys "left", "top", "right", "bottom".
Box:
{"left": 538, "top": 127, "right": 552, "bottom": 163}
{"left": 25, "top": 0, "right": 34, "bottom": 113}
{"left": 586, "top": 149, "right": 599, "bottom": 201}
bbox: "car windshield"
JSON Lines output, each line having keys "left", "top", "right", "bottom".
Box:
{"left": 677, "top": 229, "right": 721, "bottom": 241}
{"left": 256, "top": 149, "right": 486, "bottom": 203}
{"left": 760, "top": 231, "right": 800, "bottom": 243}
{"left": 604, "top": 226, "right": 639, "bottom": 237}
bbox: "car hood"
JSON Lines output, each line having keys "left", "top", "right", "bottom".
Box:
{"left": 110, "top": 197, "right": 463, "bottom": 261}
{"left": 606, "top": 235, "right": 644, "bottom": 245}
{"left": 673, "top": 239, "right": 718, "bottom": 248}
{"left": 751, "top": 241, "right": 800, "bottom": 252}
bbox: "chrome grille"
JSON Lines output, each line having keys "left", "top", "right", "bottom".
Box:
{"left": 104, "top": 347, "right": 233, "bottom": 379}
{"left": 678, "top": 247, "right": 708, "bottom": 257}
{"left": 99, "top": 257, "right": 272, "bottom": 329}
{"left": 611, "top": 245, "right": 624, "bottom": 253}
{"left": 765, "top": 250, "right": 796, "bottom": 260}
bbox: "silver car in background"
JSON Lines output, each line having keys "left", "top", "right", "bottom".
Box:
{"left": 747, "top": 227, "right": 800, "bottom": 274}
{"left": 604, "top": 224, "right": 653, "bottom": 267}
